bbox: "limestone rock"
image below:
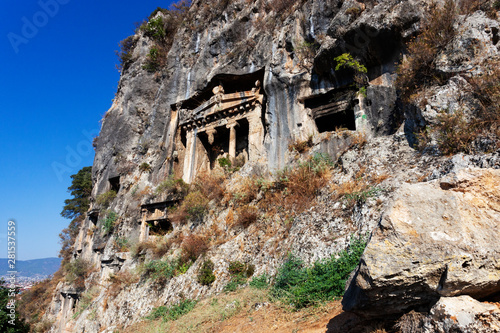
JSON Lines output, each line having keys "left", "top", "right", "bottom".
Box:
{"left": 424, "top": 296, "right": 500, "bottom": 333}
{"left": 343, "top": 168, "right": 500, "bottom": 317}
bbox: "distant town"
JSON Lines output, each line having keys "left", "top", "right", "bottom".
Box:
{"left": 0, "top": 257, "right": 61, "bottom": 291}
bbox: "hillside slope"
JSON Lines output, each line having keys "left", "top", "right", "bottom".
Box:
{"left": 30, "top": 0, "right": 500, "bottom": 332}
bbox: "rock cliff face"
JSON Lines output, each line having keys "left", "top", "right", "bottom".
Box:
{"left": 42, "top": 0, "right": 500, "bottom": 332}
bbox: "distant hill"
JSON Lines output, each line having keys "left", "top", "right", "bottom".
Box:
{"left": 0, "top": 257, "right": 61, "bottom": 278}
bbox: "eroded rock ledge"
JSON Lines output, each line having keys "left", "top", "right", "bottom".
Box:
{"left": 343, "top": 168, "right": 500, "bottom": 317}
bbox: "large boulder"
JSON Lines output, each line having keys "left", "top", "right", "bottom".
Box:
{"left": 343, "top": 168, "right": 500, "bottom": 317}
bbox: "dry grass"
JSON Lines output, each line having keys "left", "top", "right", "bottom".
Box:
{"left": 259, "top": 154, "right": 332, "bottom": 216}
{"left": 396, "top": 0, "right": 457, "bottom": 103}
{"left": 194, "top": 170, "right": 227, "bottom": 202}
{"left": 108, "top": 270, "right": 139, "bottom": 298}
{"left": 235, "top": 205, "right": 259, "bottom": 228}
{"left": 181, "top": 234, "right": 208, "bottom": 262}
{"left": 131, "top": 238, "right": 171, "bottom": 259}
{"left": 331, "top": 168, "right": 389, "bottom": 209}
{"left": 288, "top": 135, "right": 313, "bottom": 153}
{"left": 123, "top": 286, "right": 345, "bottom": 333}
{"left": 18, "top": 269, "right": 64, "bottom": 328}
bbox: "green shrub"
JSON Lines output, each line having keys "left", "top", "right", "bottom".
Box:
{"left": 249, "top": 274, "right": 270, "bottom": 290}
{"left": 141, "top": 17, "right": 166, "bottom": 41}
{"left": 176, "top": 261, "right": 193, "bottom": 275}
{"left": 183, "top": 191, "right": 209, "bottom": 221}
{"left": 139, "top": 162, "right": 152, "bottom": 172}
{"left": 142, "top": 47, "right": 162, "bottom": 72}
{"left": 218, "top": 157, "right": 231, "bottom": 168}
{"left": 334, "top": 53, "right": 367, "bottom": 87}
{"left": 64, "top": 258, "right": 91, "bottom": 290}
{"left": 272, "top": 235, "right": 367, "bottom": 309}
{"left": 116, "top": 36, "right": 136, "bottom": 71}
{"left": 102, "top": 211, "right": 117, "bottom": 235}
{"left": 114, "top": 237, "right": 130, "bottom": 252}
{"left": 224, "top": 274, "right": 247, "bottom": 292}
{"left": 223, "top": 261, "right": 255, "bottom": 292}
{"left": 344, "top": 186, "right": 382, "bottom": 205}
{"left": 143, "top": 259, "right": 177, "bottom": 282}
{"left": 147, "top": 299, "right": 197, "bottom": 322}
{"left": 228, "top": 261, "right": 245, "bottom": 275}
{"left": 197, "top": 260, "right": 216, "bottom": 286}
{"left": 155, "top": 175, "right": 189, "bottom": 196}
{"left": 96, "top": 190, "right": 116, "bottom": 208}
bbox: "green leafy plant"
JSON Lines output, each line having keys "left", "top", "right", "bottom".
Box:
{"left": 344, "top": 186, "right": 382, "bottom": 205}
{"left": 147, "top": 299, "right": 197, "bottom": 322}
{"left": 218, "top": 157, "right": 232, "bottom": 169}
{"left": 139, "top": 162, "right": 152, "bottom": 172}
{"left": 228, "top": 261, "right": 246, "bottom": 275}
{"left": 143, "top": 259, "right": 177, "bottom": 282}
{"left": 224, "top": 261, "right": 255, "bottom": 292}
{"left": 176, "top": 261, "right": 193, "bottom": 275}
{"left": 224, "top": 274, "right": 247, "bottom": 292}
{"left": 155, "top": 175, "right": 189, "bottom": 196}
{"left": 64, "top": 258, "right": 92, "bottom": 291}
{"left": 272, "top": 235, "right": 367, "bottom": 309}
{"left": 143, "top": 47, "right": 162, "bottom": 72}
{"left": 197, "top": 260, "right": 216, "bottom": 286}
{"left": 116, "top": 35, "right": 136, "bottom": 71}
{"left": 96, "top": 190, "right": 117, "bottom": 208}
{"left": 102, "top": 211, "right": 117, "bottom": 235}
{"left": 114, "top": 237, "right": 130, "bottom": 252}
{"left": 141, "top": 17, "right": 166, "bottom": 40}
{"left": 183, "top": 191, "right": 209, "bottom": 221}
{"left": 249, "top": 274, "right": 270, "bottom": 290}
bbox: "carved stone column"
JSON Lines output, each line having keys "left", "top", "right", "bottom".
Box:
{"left": 182, "top": 129, "right": 195, "bottom": 183}
{"left": 227, "top": 123, "right": 237, "bottom": 163}
{"left": 355, "top": 92, "right": 369, "bottom": 134}
{"left": 139, "top": 210, "right": 148, "bottom": 242}
{"left": 247, "top": 106, "right": 264, "bottom": 161}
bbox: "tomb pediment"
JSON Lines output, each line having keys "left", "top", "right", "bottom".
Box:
{"left": 173, "top": 78, "right": 266, "bottom": 183}
{"left": 178, "top": 82, "right": 264, "bottom": 131}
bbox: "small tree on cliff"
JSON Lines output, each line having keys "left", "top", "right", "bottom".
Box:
{"left": 59, "top": 166, "right": 92, "bottom": 262}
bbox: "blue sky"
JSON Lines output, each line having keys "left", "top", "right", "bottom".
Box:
{"left": 0, "top": 0, "right": 176, "bottom": 260}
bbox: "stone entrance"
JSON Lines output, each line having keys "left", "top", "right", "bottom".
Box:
{"left": 139, "top": 200, "right": 177, "bottom": 241}
{"left": 175, "top": 80, "right": 265, "bottom": 183}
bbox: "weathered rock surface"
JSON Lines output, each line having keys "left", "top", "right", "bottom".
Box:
{"left": 343, "top": 168, "right": 500, "bottom": 317}
{"left": 425, "top": 296, "right": 500, "bottom": 333}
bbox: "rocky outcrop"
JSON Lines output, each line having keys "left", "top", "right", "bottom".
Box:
{"left": 40, "top": 0, "right": 500, "bottom": 331}
{"left": 343, "top": 168, "right": 500, "bottom": 317}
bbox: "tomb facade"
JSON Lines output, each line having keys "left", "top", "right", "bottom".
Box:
{"left": 174, "top": 80, "right": 265, "bottom": 183}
